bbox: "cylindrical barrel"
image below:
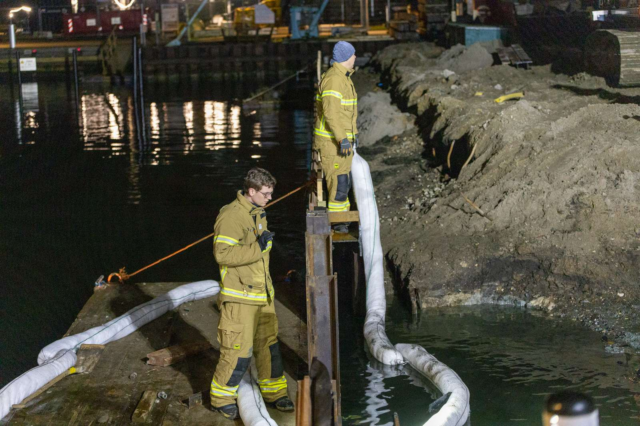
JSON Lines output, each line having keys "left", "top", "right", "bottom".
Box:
{"left": 543, "top": 391, "right": 599, "bottom": 426}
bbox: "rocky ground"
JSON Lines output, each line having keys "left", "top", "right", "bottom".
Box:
{"left": 352, "top": 41, "right": 640, "bottom": 354}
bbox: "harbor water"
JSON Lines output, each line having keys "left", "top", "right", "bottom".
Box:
{"left": 1, "top": 78, "right": 639, "bottom": 425}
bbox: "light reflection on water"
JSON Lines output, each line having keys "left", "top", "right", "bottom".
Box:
{"left": 0, "top": 80, "right": 313, "bottom": 389}
{"left": 78, "top": 94, "right": 247, "bottom": 156}
{"left": 6, "top": 80, "right": 638, "bottom": 426}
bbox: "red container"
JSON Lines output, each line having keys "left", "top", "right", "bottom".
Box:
{"left": 63, "top": 9, "right": 142, "bottom": 35}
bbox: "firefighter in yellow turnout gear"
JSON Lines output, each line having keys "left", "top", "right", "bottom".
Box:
{"left": 314, "top": 41, "right": 359, "bottom": 233}
{"left": 210, "top": 168, "right": 294, "bottom": 420}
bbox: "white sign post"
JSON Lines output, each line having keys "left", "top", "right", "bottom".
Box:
{"left": 19, "top": 57, "right": 37, "bottom": 72}
{"left": 161, "top": 4, "right": 179, "bottom": 32}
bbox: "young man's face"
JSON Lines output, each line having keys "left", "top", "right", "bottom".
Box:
{"left": 247, "top": 185, "right": 274, "bottom": 207}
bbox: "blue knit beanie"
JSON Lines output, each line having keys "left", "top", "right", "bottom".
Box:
{"left": 331, "top": 41, "right": 355, "bottom": 65}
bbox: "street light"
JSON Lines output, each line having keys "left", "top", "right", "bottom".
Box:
{"left": 8, "top": 6, "right": 32, "bottom": 50}
{"left": 9, "top": 6, "right": 32, "bottom": 22}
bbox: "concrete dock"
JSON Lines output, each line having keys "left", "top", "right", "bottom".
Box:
{"left": 2, "top": 282, "right": 306, "bottom": 425}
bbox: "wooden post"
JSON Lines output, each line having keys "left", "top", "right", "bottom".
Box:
{"left": 296, "top": 376, "right": 312, "bottom": 426}
{"left": 305, "top": 209, "right": 341, "bottom": 425}
{"left": 353, "top": 250, "right": 366, "bottom": 317}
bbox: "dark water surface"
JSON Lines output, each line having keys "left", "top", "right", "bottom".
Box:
{"left": 2, "top": 79, "right": 639, "bottom": 426}
{"left": 0, "top": 79, "right": 313, "bottom": 387}
{"left": 340, "top": 303, "right": 640, "bottom": 425}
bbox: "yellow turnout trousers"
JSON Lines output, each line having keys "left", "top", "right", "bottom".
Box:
{"left": 315, "top": 138, "right": 353, "bottom": 212}
{"left": 210, "top": 300, "right": 288, "bottom": 407}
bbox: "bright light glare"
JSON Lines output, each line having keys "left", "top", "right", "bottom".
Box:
{"left": 112, "top": 0, "right": 136, "bottom": 10}
{"left": 9, "top": 6, "right": 32, "bottom": 18}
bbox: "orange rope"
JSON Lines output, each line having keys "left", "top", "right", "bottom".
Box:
{"left": 108, "top": 181, "right": 312, "bottom": 283}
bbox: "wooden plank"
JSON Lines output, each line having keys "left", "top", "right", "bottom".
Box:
{"left": 332, "top": 380, "right": 341, "bottom": 426}
{"left": 394, "top": 412, "right": 401, "bottom": 426}
{"left": 328, "top": 211, "right": 360, "bottom": 223}
{"left": 332, "top": 232, "right": 358, "bottom": 243}
{"left": 296, "top": 377, "right": 312, "bottom": 426}
{"left": 75, "top": 344, "right": 105, "bottom": 373}
{"left": 12, "top": 369, "right": 73, "bottom": 409}
{"left": 305, "top": 275, "right": 339, "bottom": 389}
{"left": 296, "top": 380, "right": 303, "bottom": 425}
{"left": 131, "top": 390, "right": 156, "bottom": 423}
{"left": 12, "top": 344, "right": 104, "bottom": 409}
{"left": 146, "top": 341, "right": 211, "bottom": 366}
{"left": 184, "top": 391, "right": 203, "bottom": 409}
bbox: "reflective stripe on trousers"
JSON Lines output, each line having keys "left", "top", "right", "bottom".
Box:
{"left": 258, "top": 375, "right": 288, "bottom": 393}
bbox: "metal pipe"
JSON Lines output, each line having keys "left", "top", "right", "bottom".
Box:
{"left": 73, "top": 49, "right": 79, "bottom": 112}
{"left": 132, "top": 37, "right": 142, "bottom": 145}
{"left": 8, "top": 52, "right": 14, "bottom": 86}
{"left": 138, "top": 46, "right": 147, "bottom": 145}
{"left": 16, "top": 50, "right": 22, "bottom": 86}
{"left": 155, "top": 12, "right": 160, "bottom": 45}
{"left": 9, "top": 24, "right": 16, "bottom": 49}
{"left": 364, "top": 0, "right": 370, "bottom": 31}
{"left": 386, "top": 0, "right": 390, "bottom": 27}
{"left": 16, "top": 50, "right": 23, "bottom": 120}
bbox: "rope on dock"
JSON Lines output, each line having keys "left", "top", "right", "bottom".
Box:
{"left": 242, "top": 62, "right": 315, "bottom": 104}
{"left": 107, "top": 181, "right": 313, "bottom": 283}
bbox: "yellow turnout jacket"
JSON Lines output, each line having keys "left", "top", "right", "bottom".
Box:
{"left": 314, "top": 61, "right": 358, "bottom": 144}
{"left": 213, "top": 191, "right": 273, "bottom": 306}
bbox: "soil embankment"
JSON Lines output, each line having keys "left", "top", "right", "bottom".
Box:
{"left": 354, "top": 42, "right": 640, "bottom": 352}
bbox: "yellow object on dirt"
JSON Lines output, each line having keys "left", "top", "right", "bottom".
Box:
{"left": 494, "top": 92, "right": 524, "bottom": 103}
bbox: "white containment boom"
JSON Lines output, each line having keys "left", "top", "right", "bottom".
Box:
{"left": 352, "top": 151, "right": 471, "bottom": 425}
{"left": 0, "top": 280, "right": 276, "bottom": 426}
{"left": 396, "top": 344, "right": 470, "bottom": 426}
{"left": 351, "top": 153, "right": 405, "bottom": 366}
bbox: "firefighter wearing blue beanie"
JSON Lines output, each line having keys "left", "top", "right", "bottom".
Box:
{"left": 331, "top": 41, "right": 356, "bottom": 65}
{"left": 314, "top": 41, "right": 358, "bottom": 234}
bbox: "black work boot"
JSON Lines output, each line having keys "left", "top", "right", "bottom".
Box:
{"left": 212, "top": 403, "right": 240, "bottom": 420}
{"left": 332, "top": 223, "right": 349, "bottom": 234}
{"left": 268, "top": 396, "right": 295, "bottom": 412}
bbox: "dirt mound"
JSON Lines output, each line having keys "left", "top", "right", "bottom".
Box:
{"left": 436, "top": 43, "right": 494, "bottom": 74}
{"left": 361, "top": 42, "right": 640, "bottom": 348}
{"left": 357, "top": 92, "right": 415, "bottom": 146}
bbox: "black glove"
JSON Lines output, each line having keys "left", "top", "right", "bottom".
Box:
{"left": 354, "top": 134, "right": 359, "bottom": 149}
{"left": 339, "top": 138, "right": 352, "bottom": 157}
{"left": 258, "top": 231, "right": 274, "bottom": 251}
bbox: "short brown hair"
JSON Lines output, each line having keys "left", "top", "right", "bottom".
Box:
{"left": 244, "top": 167, "right": 276, "bottom": 192}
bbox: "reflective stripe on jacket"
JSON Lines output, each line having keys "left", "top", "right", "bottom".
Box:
{"left": 213, "top": 191, "right": 274, "bottom": 306}
{"left": 314, "top": 61, "right": 358, "bottom": 144}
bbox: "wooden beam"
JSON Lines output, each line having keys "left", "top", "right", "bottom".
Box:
{"left": 132, "top": 390, "right": 157, "bottom": 423}
{"left": 12, "top": 370, "right": 73, "bottom": 409}
{"left": 146, "top": 341, "right": 211, "bottom": 367}
{"left": 12, "top": 344, "right": 104, "bottom": 409}
{"left": 328, "top": 211, "right": 360, "bottom": 223}
{"left": 75, "top": 344, "right": 105, "bottom": 373}
{"left": 394, "top": 412, "right": 401, "bottom": 426}
{"left": 296, "top": 376, "right": 312, "bottom": 426}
